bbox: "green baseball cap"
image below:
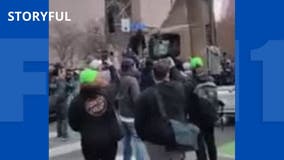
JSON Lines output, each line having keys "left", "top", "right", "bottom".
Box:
{"left": 79, "top": 68, "right": 98, "bottom": 85}
{"left": 190, "top": 57, "right": 204, "bottom": 69}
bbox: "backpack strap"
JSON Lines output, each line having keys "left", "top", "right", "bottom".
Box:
{"left": 155, "top": 82, "right": 185, "bottom": 119}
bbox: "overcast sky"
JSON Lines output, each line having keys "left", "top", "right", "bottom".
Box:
{"left": 214, "top": 0, "right": 230, "bottom": 22}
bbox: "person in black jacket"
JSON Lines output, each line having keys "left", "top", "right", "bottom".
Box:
{"left": 134, "top": 59, "right": 188, "bottom": 160}
{"left": 140, "top": 59, "right": 155, "bottom": 91}
{"left": 68, "top": 68, "right": 122, "bottom": 160}
{"left": 189, "top": 57, "right": 218, "bottom": 160}
{"left": 128, "top": 29, "right": 146, "bottom": 56}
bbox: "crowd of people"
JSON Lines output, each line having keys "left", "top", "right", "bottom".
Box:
{"left": 49, "top": 30, "right": 235, "bottom": 160}
{"left": 49, "top": 47, "right": 231, "bottom": 160}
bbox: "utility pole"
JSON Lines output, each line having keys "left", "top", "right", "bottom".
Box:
{"left": 185, "top": 0, "right": 207, "bottom": 57}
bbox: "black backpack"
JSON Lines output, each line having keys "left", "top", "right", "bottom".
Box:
{"left": 194, "top": 82, "right": 223, "bottom": 126}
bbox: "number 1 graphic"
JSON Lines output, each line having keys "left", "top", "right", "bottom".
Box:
{"left": 251, "top": 40, "right": 284, "bottom": 122}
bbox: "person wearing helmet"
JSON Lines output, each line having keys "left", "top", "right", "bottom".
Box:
{"left": 191, "top": 57, "right": 203, "bottom": 68}
{"left": 191, "top": 57, "right": 214, "bottom": 83}
{"left": 68, "top": 68, "right": 123, "bottom": 160}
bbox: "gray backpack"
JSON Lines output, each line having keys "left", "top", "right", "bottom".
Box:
{"left": 194, "top": 82, "right": 221, "bottom": 125}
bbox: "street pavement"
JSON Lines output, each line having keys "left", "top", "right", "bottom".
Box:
{"left": 49, "top": 122, "right": 235, "bottom": 160}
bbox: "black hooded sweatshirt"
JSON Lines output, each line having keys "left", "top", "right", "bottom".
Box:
{"left": 68, "top": 86, "right": 122, "bottom": 148}
{"left": 134, "top": 81, "right": 188, "bottom": 144}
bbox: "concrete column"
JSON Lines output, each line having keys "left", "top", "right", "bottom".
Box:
{"left": 186, "top": 0, "right": 208, "bottom": 57}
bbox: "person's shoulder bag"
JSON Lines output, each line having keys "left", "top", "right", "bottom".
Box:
{"left": 155, "top": 89, "right": 200, "bottom": 151}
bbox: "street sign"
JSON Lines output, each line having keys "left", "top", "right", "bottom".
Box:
{"left": 131, "top": 22, "right": 146, "bottom": 31}
{"left": 121, "top": 18, "right": 130, "bottom": 32}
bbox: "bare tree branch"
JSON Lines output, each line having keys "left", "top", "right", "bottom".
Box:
{"left": 78, "top": 20, "right": 107, "bottom": 60}
{"left": 50, "top": 22, "right": 81, "bottom": 66}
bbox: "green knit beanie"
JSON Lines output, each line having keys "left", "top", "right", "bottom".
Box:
{"left": 79, "top": 68, "right": 98, "bottom": 85}
{"left": 190, "top": 57, "right": 204, "bottom": 69}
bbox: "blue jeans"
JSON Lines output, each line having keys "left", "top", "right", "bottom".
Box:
{"left": 122, "top": 121, "right": 148, "bottom": 160}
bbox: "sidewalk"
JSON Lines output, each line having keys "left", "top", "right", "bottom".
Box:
{"left": 49, "top": 123, "right": 235, "bottom": 160}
